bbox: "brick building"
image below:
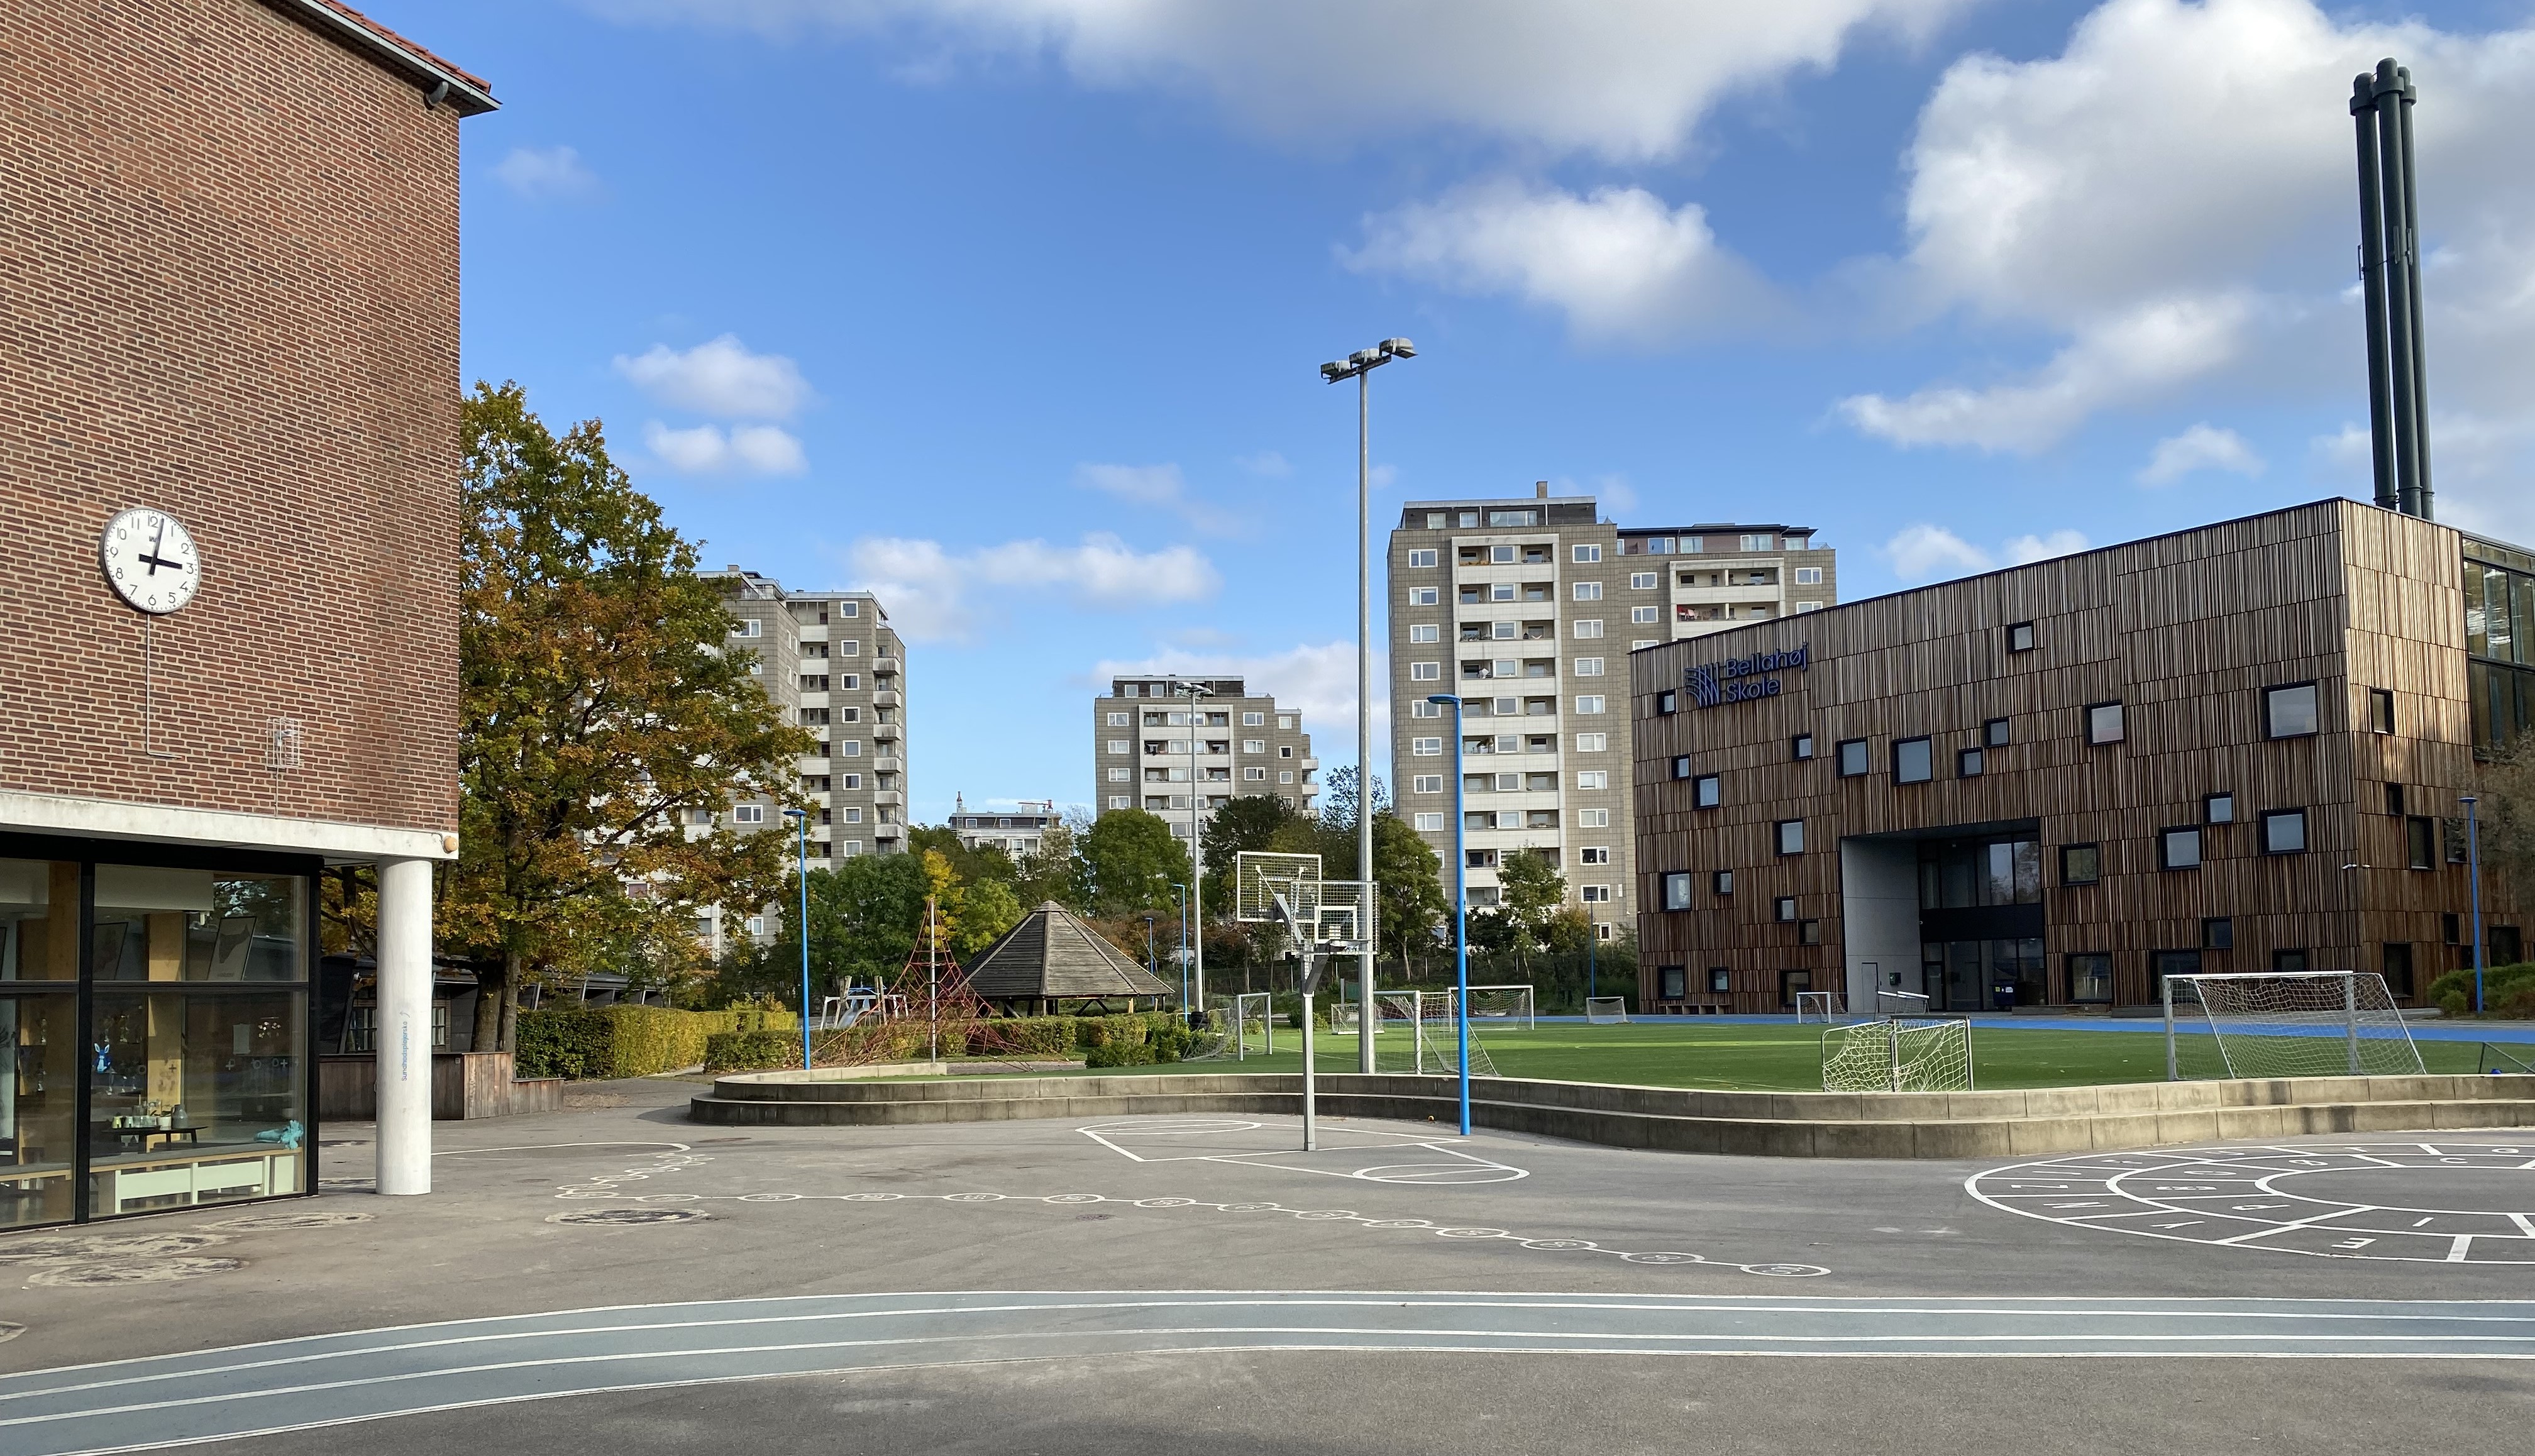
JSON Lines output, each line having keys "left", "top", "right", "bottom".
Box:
{"left": 0, "top": 1, "right": 492, "bottom": 1226}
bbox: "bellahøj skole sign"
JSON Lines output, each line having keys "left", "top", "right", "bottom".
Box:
{"left": 1684, "top": 643, "right": 1809, "bottom": 708}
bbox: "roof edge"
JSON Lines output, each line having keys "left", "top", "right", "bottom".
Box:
{"left": 262, "top": 0, "right": 498, "bottom": 115}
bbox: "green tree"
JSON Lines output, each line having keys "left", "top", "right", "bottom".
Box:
{"left": 1201, "top": 793, "right": 1314, "bottom": 909}
{"left": 1013, "top": 820, "right": 1086, "bottom": 910}
{"left": 1313, "top": 766, "right": 1390, "bottom": 880}
{"left": 1077, "top": 810, "right": 1190, "bottom": 917}
{"left": 954, "top": 876, "right": 1025, "bottom": 958}
{"left": 908, "top": 824, "right": 1020, "bottom": 893}
{"left": 1496, "top": 849, "right": 1567, "bottom": 974}
{"left": 1371, "top": 811, "right": 1448, "bottom": 971}
{"left": 446, "top": 383, "right": 815, "bottom": 1051}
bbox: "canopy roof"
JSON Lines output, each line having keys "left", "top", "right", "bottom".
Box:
{"left": 963, "top": 902, "right": 1172, "bottom": 1001}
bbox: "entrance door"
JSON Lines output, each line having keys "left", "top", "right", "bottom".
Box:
{"left": 1778, "top": 968, "right": 1813, "bottom": 1010}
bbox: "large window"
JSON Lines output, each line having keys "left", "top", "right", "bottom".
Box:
{"left": 2086, "top": 702, "right": 2125, "bottom": 745}
{"left": 2262, "top": 808, "right": 2309, "bottom": 854}
{"left": 2067, "top": 952, "right": 2112, "bottom": 1003}
{"left": 1894, "top": 737, "right": 1933, "bottom": 784}
{"left": 2060, "top": 844, "right": 2101, "bottom": 885}
{"left": 2265, "top": 681, "right": 2319, "bottom": 739}
{"left": 1836, "top": 739, "right": 1869, "bottom": 777}
{"left": 1662, "top": 873, "right": 1694, "bottom": 910}
{"left": 1776, "top": 820, "right": 1805, "bottom": 855}
{"left": 2160, "top": 827, "right": 2202, "bottom": 870}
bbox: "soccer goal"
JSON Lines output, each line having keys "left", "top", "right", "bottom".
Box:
{"left": 1584, "top": 996, "right": 1630, "bottom": 1025}
{"left": 1464, "top": 984, "right": 1535, "bottom": 1031}
{"left": 1225, "top": 991, "right": 1273, "bottom": 1060}
{"left": 1821, "top": 1017, "right": 1974, "bottom": 1092}
{"left": 1793, "top": 991, "right": 1848, "bottom": 1023}
{"left": 2163, "top": 971, "right": 2424, "bottom": 1080}
{"left": 1372, "top": 991, "right": 1499, "bottom": 1078}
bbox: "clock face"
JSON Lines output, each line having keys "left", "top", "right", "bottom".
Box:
{"left": 100, "top": 508, "right": 203, "bottom": 615}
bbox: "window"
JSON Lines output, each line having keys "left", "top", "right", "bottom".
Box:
{"left": 1576, "top": 695, "right": 1605, "bottom": 714}
{"left": 1789, "top": 566, "right": 1825, "bottom": 587}
{"left": 734, "top": 804, "right": 765, "bottom": 824}
{"left": 1630, "top": 605, "right": 1660, "bottom": 624}
{"left": 2273, "top": 949, "right": 2309, "bottom": 972}
{"left": 837, "top": 674, "right": 859, "bottom": 690}
{"left": 2407, "top": 815, "right": 2436, "bottom": 869}
{"left": 1739, "top": 534, "right": 1774, "bottom": 552}
{"left": 1280, "top": 771, "right": 1295, "bottom": 784}
{"left": 1836, "top": 739, "right": 1869, "bottom": 776}
{"left": 2368, "top": 688, "right": 2395, "bottom": 734}
{"left": 1662, "top": 872, "right": 1694, "bottom": 910}
{"left": 1958, "top": 747, "right": 1985, "bottom": 778}
{"left": 1799, "top": 920, "right": 1823, "bottom": 946}
{"left": 837, "top": 740, "right": 862, "bottom": 757}
{"left": 1576, "top": 658, "right": 1604, "bottom": 676}
{"left": 1670, "top": 755, "right": 1693, "bottom": 780}
{"left": 1107, "top": 739, "right": 1129, "bottom": 754}
{"left": 1894, "top": 737, "right": 1934, "bottom": 784}
{"left": 1106, "top": 767, "right": 1128, "bottom": 782}
{"left": 2382, "top": 942, "right": 2414, "bottom": 996}
{"left": 1279, "top": 744, "right": 1294, "bottom": 758}
{"left": 1656, "top": 689, "right": 1677, "bottom": 714}
{"left": 732, "top": 619, "right": 763, "bottom": 637}
{"left": 1581, "top": 885, "right": 1613, "bottom": 904}
{"left": 1774, "top": 896, "right": 1798, "bottom": 922}
{"left": 1408, "top": 548, "right": 1439, "bottom": 568}
{"left": 1708, "top": 968, "right": 1732, "bottom": 993}
{"left": 1579, "top": 808, "right": 1611, "bottom": 827}
{"left": 1576, "top": 770, "right": 1609, "bottom": 790}
{"left": 2444, "top": 912, "right": 2463, "bottom": 945}
{"left": 1413, "top": 812, "right": 1445, "bottom": 831}
{"left": 1576, "top": 732, "right": 1606, "bottom": 752}
{"left": 2264, "top": 682, "right": 2319, "bottom": 738}
{"left": 1410, "top": 700, "right": 1442, "bottom": 719}
{"left": 2008, "top": 622, "right": 2036, "bottom": 653}
{"left": 2386, "top": 782, "right": 2405, "bottom": 815}
{"left": 837, "top": 639, "right": 859, "bottom": 656}
{"left": 2062, "top": 844, "right": 2102, "bottom": 885}
{"left": 1659, "top": 966, "right": 1687, "bottom": 1000}
{"left": 2262, "top": 808, "right": 2309, "bottom": 854}
{"left": 2203, "top": 917, "right": 2233, "bottom": 949}
{"left": 1792, "top": 734, "right": 1815, "bottom": 761}
{"left": 2085, "top": 702, "right": 2125, "bottom": 745}
{"left": 1574, "top": 582, "right": 1603, "bottom": 601}
{"left": 1630, "top": 571, "right": 1658, "bottom": 590}
{"left": 1713, "top": 870, "right": 1734, "bottom": 895}
{"left": 1408, "top": 587, "right": 1439, "bottom": 605}
{"left": 2205, "top": 793, "right": 2235, "bottom": 824}
{"left": 1244, "top": 766, "right": 1267, "bottom": 781}
{"left": 1984, "top": 717, "right": 2010, "bottom": 747}
{"left": 1488, "top": 544, "right": 1516, "bottom": 565}
{"left": 842, "top": 807, "right": 863, "bottom": 824}
{"left": 1410, "top": 661, "right": 1440, "bottom": 681}
{"left": 1409, "top": 624, "right": 1440, "bottom": 643}
{"left": 1411, "top": 737, "right": 1442, "bottom": 756}
{"left": 1576, "top": 619, "right": 1607, "bottom": 637}
{"left": 2068, "top": 952, "right": 2112, "bottom": 1003}
{"left": 1491, "top": 583, "right": 1516, "bottom": 601}
{"left": 1581, "top": 847, "right": 1611, "bottom": 865}
{"left": 1776, "top": 820, "right": 1804, "bottom": 855}
{"left": 744, "top": 916, "right": 765, "bottom": 937}
{"left": 1693, "top": 774, "right": 1720, "bottom": 808}
{"left": 841, "top": 773, "right": 861, "bottom": 789}
{"left": 839, "top": 601, "right": 859, "bottom": 618}
{"left": 1243, "top": 738, "right": 1266, "bottom": 753}
{"left": 1106, "top": 710, "right": 1128, "bottom": 726}
{"left": 1572, "top": 544, "right": 1602, "bottom": 563}
{"left": 2160, "top": 827, "right": 2202, "bottom": 870}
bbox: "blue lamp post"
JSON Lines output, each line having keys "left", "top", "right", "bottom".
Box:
{"left": 1425, "top": 693, "right": 1471, "bottom": 1135}
{"left": 2463, "top": 794, "right": 2487, "bottom": 1014}
{"left": 781, "top": 807, "right": 811, "bottom": 1071}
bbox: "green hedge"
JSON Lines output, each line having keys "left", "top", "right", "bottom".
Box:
{"left": 517, "top": 1004, "right": 800, "bottom": 1080}
{"left": 2427, "top": 962, "right": 2535, "bottom": 1018}
{"left": 699, "top": 1010, "right": 1193, "bottom": 1074}
{"left": 704, "top": 1029, "right": 803, "bottom": 1073}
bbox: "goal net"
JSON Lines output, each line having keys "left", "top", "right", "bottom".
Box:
{"left": 1464, "top": 984, "right": 1535, "bottom": 1031}
{"left": 2164, "top": 971, "right": 2424, "bottom": 1080}
{"left": 1188, "top": 991, "right": 1274, "bottom": 1062}
{"left": 1584, "top": 996, "right": 1630, "bottom": 1025}
{"left": 1793, "top": 991, "right": 1847, "bottom": 1023}
{"left": 1372, "top": 991, "right": 1498, "bottom": 1078}
{"left": 1821, "top": 1017, "right": 1973, "bottom": 1092}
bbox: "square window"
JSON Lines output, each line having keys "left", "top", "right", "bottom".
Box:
{"left": 2368, "top": 687, "right": 2395, "bottom": 734}
{"left": 1630, "top": 571, "right": 1658, "bottom": 590}
{"left": 2062, "top": 843, "right": 2102, "bottom": 885}
{"left": 1694, "top": 774, "right": 1721, "bottom": 808}
{"left": 1410, "top": 661, "right": 1441, "bottom": 681}
{"left": 2205, "top": 792, "right": 2234, "bottom": 824}
{"left": 1631, "top": 605, "right": 1660, "bottom": 624}
{"left": 1799, "top": 919, "right": 1822, "bottom": 946}
{"left": 1409, "top": 587, "right": 1439, "bottom": 605}
{"left": 1794, "top": 566, "right": 1823, "bottom": 585}
{"left": 1576, "top": 770, "right": 1609, "bottom": 790}
{"left": 1490, "top": 544, "right": 1516, "bottom": 564}
{"left": 1574, "top": 619, "right": 1606, "bottom": 638}
{"left": 1708, "top": 968, "right": 1732, "bottom": 993}
{"left": 1712, "top": 869, "right": 1734, "bottom": 895}
{"left": 2085, "top": 702, "right": 2125, "bottom": 745}
{"left": 1407, "top": 548, "right": 1439, "bottom": 568}
{"left": 1792, "top": 734, "right": 1815, "bottom": 761}
{"left": 2273, "top": 948, "right": 2309, "bottom": 972}
{"left": 2262, "top": 808, "right": 2308, "bottom": 854}
{"left": 1774, "top": 896, "right": 1798, "bottom": 922}
{"left": 1576, "top": 695, "right": 1606, "bottom": 714}
{"left": 1410, "top": 624, "right": 1440, "bottom": 643}
{"left": 1894, "top": 737, "right": 1933, "bottom": 783}
{"left": 2203, "top": 917, "right": 2233, "bottom": 950}
{"left": 1576, "top": 658, "right": 1604, "bottom": 676}
{"left": 1958, "top": 747, "right": 1985, "bottom": 778}
{"left": 1775, "top": 819, "right": 1804, "bottom": 855}
{"left": 2068, "top": 952, "right": 2112, "bottom": 1002}
{"left": 1413, "top": 812, "right": 1446, "bottom": 830}
{"left": 1656, "top": 689, "right": 1677, "bottom": 714}
{"left": 1581, "top": 847, "right": 1611, "bottom": 865}
{"left": 2161, "top": 827, "right": 2202, "bottom": 870}
{"left": 1494, "top": 772, "right": 1522, "bottom": 793}
{"left": 1492, "top": 622, "right": 1517, "bottom": 640}
{"left": 1579, "top": 808, "right": 1611, "bottom": 828}
{"left": 1491, "top": 583, "right": 1516, "bottom": 602}
{"left": 2008, "top": 622, "right": 2036, "bottom": 653}
{"left": 1576, "top": 732, "right": 1607, "bottom": 751}
{"left": 842, "top": 807, "right": 863, "bottom": 824}
{"left": 1836, "top": 738, "right": 1869, "bottom": 776}
{"left": 1984, "top": 717, "right": 2010, "bottom": 747}
{"left": 1573, "top": 544, "right": 1603, "bottom": 563}
{"left": 1659, "top": 966, "right": 1687, "bottom": 1000}
{"left": 1573, "top": 582, "right": 1603, "bottom": 601}
{"left": 2264, "top": 682, "right": 2319, "bottom": 739}
{"left": 841, "top": 773, "right": 861, "bottom": 789}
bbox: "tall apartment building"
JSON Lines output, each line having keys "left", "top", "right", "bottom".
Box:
{"left": 1093, "top": 676, "right": 1316, "bottom": 839}
{"left": 1388, "top": 485, "right": 1836, "bottom": 928}
{"left": 699, "top": 568, "right": 909, "bottom": 952}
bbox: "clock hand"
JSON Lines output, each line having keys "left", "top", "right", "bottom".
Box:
{"left": 137, "top": 519, "right": 179, "bottom": 577}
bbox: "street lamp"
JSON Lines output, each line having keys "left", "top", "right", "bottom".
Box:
{"left": 1425, "top": 692, "right": 1471, "bottom": 1135}
{"left": 1142, "top": 912, "right": 1159, "bottom": 1009}
{"left": 1171, "top": 881, "right": 1190, "bottom": 1015}
{"left": 2463, "top": 794, "right": 2487, "bottom": 1014}
{"left": 1172, "top": 680, "right": 1215, "bottom": 1015}
{"left": 1322, "top": 335, "right": 1416, "bottom": 1075}
{"left": 780, "top": 807, "right": 812, "bottom": 1071}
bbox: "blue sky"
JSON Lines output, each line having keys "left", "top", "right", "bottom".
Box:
{"left": 365, "top": 0, "right": 2535, "bottom": 823}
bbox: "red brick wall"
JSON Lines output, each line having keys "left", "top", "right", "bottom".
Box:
{"left": 0, "top": 0, "right": 464, "bottom": 836}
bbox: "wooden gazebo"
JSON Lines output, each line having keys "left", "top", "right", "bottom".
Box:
{"left": 963, "top": 902, "right": 1174, "bottom": 1015}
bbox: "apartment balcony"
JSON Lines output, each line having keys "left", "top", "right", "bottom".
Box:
{"left": 1298, "top": 758, "right": 1318, "bottom": 771}
{"left": 871, "top": 755, "right": 903, "bottom": 774}
{"left": 871, "top": 656, "right": 900, "bottom": 675}
{"left": 873, "top": 790, "right": 903, "bottom": 808}
{"left": 795, "top": 756, "right": 832, "bottom": 777}
{"left": 871, "top": 689, "right": 901, "bottom": 709}
{"left": 871, "top": 721, "right": 902, "bottom": 741}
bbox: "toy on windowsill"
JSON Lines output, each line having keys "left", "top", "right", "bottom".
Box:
{"left": 255, "top": 1120, "right": 304, "bottom": 1149}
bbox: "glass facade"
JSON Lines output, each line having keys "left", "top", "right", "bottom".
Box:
{"left": 2465, "top": 537, "right": 2535, "bottom": 755}
{"left": 1, "top": 849, "right": 312, "bottom": 1230}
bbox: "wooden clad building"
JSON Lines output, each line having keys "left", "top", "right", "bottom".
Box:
{"left": 1629, "top": 499, "right": 2526, "bottom": 1014}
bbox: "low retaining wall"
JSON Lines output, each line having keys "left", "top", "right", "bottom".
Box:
{"left": 319, "top": 1052, "right": 566, "bottom": 1121}
{"left": 689, "top": 1070, "right": 2535, "bottom": 1158}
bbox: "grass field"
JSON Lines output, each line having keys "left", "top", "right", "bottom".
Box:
{"left": 993, "top": 1020, "right": 2522, "bottom": 1091}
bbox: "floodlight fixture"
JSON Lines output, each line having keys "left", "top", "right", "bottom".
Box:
{"left": 1380, "top": 337, "right": 1415, "bottom": 358}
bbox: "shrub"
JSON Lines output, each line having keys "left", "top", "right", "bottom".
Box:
{"left": 704, "top": 1029, "right": 802, "bottom": 1073}
{"left": 2426, "top": 961, "right": 2535, "bottom": 1018}
{"left": 518, "top": 1004, "right": 802, "bottom": 1079}
{"left": 1084, "top": 1041, "right": 1157, "bottom": 1068}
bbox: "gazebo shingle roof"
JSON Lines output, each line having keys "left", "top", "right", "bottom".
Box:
{"left": 962, "top": 902, "right": 1173, "bottom": 1001}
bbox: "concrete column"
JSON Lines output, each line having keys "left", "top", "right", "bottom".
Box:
{"left": 375, "top": 858, "right": 433, "bottom": 1195}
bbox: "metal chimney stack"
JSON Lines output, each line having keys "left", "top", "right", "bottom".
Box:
{"left": 2351, "top": 58, "right": 2433, "bottom": 520}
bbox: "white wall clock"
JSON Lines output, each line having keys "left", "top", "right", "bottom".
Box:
{"left": 100, "top": 507, "right": 203, "bottom": 614}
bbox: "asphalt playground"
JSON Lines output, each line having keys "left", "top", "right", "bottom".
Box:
{"left": 5, "top": 1077, "right": 2534, "bottom": 1454}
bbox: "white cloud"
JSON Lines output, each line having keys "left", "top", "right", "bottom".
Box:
{"left": 1885, "top": 523, "right": 2090, "bottom": 580}
{"left": 491, "top": 145, "right": 602, "bottom": 201}
{"left": 614, "top": 335, "right": 815, "bottom": 420}
{"left": 2138, "top": 424, "right": 2266, "bottom": 486}
{"left": 641, "top": 421, "right": 809, "bottom": 476}
{"left": 1345, "top": 179, "right": 1779, "bottom": 345}
{"left": 848, "top": 532, "right": 1220, "bottom": 642}
{"left": 2004, "top": 529, "right": 2090, "bottom": 565}
{"left": 1074, "top": 461, "right": 1245, "bottom": 534}
{"left": 1089, "top": 641, "right": 1379, "bottom": 766}
{"left": 1235, "top": 451, "right": 1291, "bottom": 477}
{"left": 586, "top": 0, "right": 1980, "bottom": 160}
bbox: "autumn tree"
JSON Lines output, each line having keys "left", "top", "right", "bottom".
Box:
{"left": 445, "top": 383, "right": 814, "bottom": 1050}
{"left": 1077, "top": 809, "right": 1190, "bottom": 917}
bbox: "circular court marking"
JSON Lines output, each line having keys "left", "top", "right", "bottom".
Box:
{"left": 546, "top": 1208, "right": 712, "bottom": 1227}
{"left": 1968, "top": 1140, "right": 2535, "bottom": 1264}
{"left": 196, "top": 1210, "right": 375, "bottom": 1233}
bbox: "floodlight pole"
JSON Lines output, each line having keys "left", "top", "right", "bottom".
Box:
{"left": 2463, "top": 795, "right": 2487, "bottom": 1013}
{"left": 1427, "top": 692, "right": 1471, "bottom": 1135}
{"left": 1171, "top": 882, "right": 1190, "bottom": 1013}
{"left": 782, "top": 808, "right": 811, "bottom": 1072}
{"left": 1325, "top": 337, "right": 1415, "bottom": 1076}
{"left": 1176, "top": 681, "right": 1213, "bottom": 1015}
